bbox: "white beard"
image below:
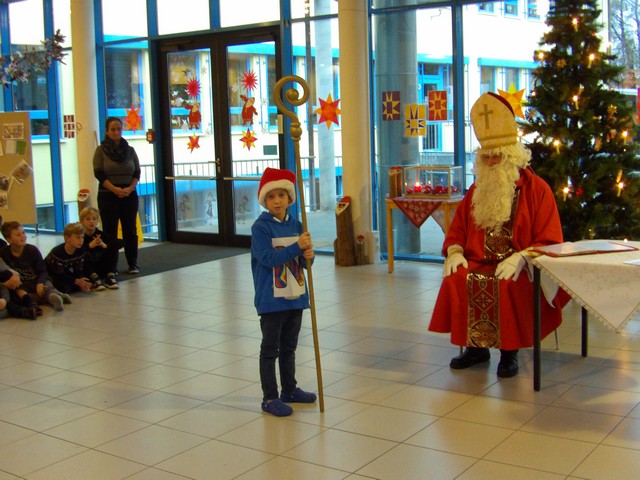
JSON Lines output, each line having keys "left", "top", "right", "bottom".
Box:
{"left": 472, "top": 160, "right": 521, "bottom": 230}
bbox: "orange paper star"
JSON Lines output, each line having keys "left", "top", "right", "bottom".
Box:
{"left": 187, "top": 135, "right": 200, "bottom": 153}
{"left": 240, "top": 129, "right": 257, "bottom": 150}
{"left": 498, "top": 84, "right": 525, "bottom": 118}
{"left": 314, "top": 94, "right": 341, "bottom": 129}
{"left": 124, "top": 105, "right": 143, "bottom": 132}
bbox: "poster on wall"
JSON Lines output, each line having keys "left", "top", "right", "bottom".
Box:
{"left": 0, "top": 112, "right": 35, "bottom": 224}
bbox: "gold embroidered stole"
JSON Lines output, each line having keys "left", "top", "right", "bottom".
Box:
{"left": 466, "top": 189, "right": 521, "bottom": 348}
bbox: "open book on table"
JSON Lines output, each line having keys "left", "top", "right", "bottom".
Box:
{"left": 532, "top": 240, "right": 638, "bottom": 257}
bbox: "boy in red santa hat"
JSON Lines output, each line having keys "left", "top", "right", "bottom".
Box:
{"left": 251, "top": 167, "right": 316, "bottom": 416}
{"left": 429, "top": 92, "right": 569, "bottom": 378}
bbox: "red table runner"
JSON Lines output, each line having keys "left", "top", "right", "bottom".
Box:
{"left": 391, "top": 197, "right": 442, "bottom": 228}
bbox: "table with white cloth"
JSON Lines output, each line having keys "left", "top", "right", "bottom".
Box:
{"left": 531, "top": 241, "right": 640, "bottom": 391}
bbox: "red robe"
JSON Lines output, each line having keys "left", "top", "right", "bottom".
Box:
{"left": 429, "top": 167, "right": 568, "bottom": 350}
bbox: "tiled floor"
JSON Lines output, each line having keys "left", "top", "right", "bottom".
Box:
{"left": 1, "top": 234, "right": 640, "bottom": 479}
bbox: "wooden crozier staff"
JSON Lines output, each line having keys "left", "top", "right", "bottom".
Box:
{"left": 273, "top": 75, "right": 324, "bottom": 412}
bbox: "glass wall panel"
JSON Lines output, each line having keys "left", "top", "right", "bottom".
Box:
{"left": 9, "top": 0, "right": 44, "bottom": 44}
{"left": 291, "top": 0, "right": 338, "bottom": 19}
{"left": 103, "top": 43, "right": 158, "bottom": 237}
{"left": 8, "top": 0, "right": 51, "bottom": 226}
{"left": 372, "top": 6, "right": 454, "bottom": 258}
{"left": 102, "top": 0, "right": 148, "bottom": 40}
{"left": 56, "top": 49, "right": 80, "bottom": 222}
{"left": 372, "top": 0, "right": 448, "bottom": 9}
{"left": 290, "top": 16, "right": 340, "bottom": 252}
{"left": 54, "top": 0, "right": 72, "bottom": 48}
{"left": 53, "top": 0, "right": 80, "bottom": 222}
{"left": 157, "top": 0, "right": 209, "bottom": 34}
{"left": 220, "top": 0, "right": 279, "bottom": 27}
{"left": 463, "top": 1, "right": 548, "bottom": 163}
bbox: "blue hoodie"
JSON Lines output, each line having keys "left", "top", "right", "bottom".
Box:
{"left": 251, "top": 211, "right": 310, "bottom": 315}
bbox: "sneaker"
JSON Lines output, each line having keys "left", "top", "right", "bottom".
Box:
{"left": 105, "top": 274, "right": 119, "bottom": 289}
{"left": 60, "top": 293, "right": 72, "bottom": 304}
{"left": 261, "top": 398, "right": 293, "bottom": 417}
{"left": 21, "top": 306, "right": 38, "bottom": 320}
{"left": 91, "top": 279, "right": 106, "bottom": 291}
{"left": 280, "top": 387, "right": 317, "bottom": 404}
{"left": 128, "top": 265, "right": 139, "bottom": 274}
{"left": 49, "top": 293, "right": 64, "bottom": 312}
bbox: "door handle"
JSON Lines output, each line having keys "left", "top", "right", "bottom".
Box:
{"left": 213, "top": 158, "right": 221, "bottom": 175}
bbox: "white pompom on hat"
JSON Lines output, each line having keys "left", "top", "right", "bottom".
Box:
{"left": 257, "top": 167, "right": 296, "bottom": 208}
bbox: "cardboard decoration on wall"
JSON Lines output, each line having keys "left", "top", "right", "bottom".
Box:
{"left": 0, "top": 111, "right": 35, "bottom": 224}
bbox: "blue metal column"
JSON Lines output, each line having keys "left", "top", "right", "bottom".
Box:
{"left": 451, "top": 2, "right": 466, "bottom": 186}
{"left": 44, "top": 0, "right": 65, "bottom": 231}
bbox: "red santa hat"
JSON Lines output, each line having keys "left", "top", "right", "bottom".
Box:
{"left": 257, "top": 167, "right": 296, "bottom": 208}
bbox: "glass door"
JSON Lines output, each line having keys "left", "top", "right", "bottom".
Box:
{"left": 157, "top": 28, "right": 281, "bottom": 246}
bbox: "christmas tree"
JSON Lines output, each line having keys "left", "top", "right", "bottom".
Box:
{"left": 522, "top": 0, "right": 640, "bottom": 241}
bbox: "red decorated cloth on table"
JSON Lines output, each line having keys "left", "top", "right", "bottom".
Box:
{"left": 391, "top": 197, "right": 442, "bottom": 228}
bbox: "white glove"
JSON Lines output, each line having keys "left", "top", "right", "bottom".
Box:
{"left": 443, "top": 245, "right": 468, "bottom": 278}
{"left": 495, "top": 252, "right": 526, "bottom": 281}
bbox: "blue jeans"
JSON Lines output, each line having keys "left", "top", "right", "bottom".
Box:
{"left": 259, "top": 309, "right": 302, "bottom": 401}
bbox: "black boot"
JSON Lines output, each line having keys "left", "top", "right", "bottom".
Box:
{"left": 497, "top": 349, "right": 519, "bottom": 378}
{"left": 450, "top": 347, "right": 490, "bottom": 369}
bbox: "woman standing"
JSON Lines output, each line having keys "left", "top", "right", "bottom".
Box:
{"left": 93, "top": 117, "right": 141, "bottom": 274}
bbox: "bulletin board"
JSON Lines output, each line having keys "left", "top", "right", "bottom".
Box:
{"left": 0, "top": 111, "right": 36, "bottom": 224}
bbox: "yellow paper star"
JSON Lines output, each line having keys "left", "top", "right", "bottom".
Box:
{"left": 239, "top": 129, "right": 257, "bottom": 150}
{"left": 498, "top": 84, "right": 525, "bottom": 118}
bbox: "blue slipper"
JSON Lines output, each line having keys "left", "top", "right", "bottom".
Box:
{"left": 280, "top": 387, "right": 317, "bottom": 403}
{"left": 261, "top": 398, "right": 293, "bottom": 417}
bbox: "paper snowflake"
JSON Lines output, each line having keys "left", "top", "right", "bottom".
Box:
{"left": 186, "top": 78, "right": 200, "bottom": 99}
{"left": 240, "top": 129, "right": 257, "bottom": 150}
{"left": 314, "top": 94, "right": 341, "bottom": 129}
{"left": 242, "top": 71, "right": 258, "bottom": 92}
{"left": 124, "top": 105, "right": 143, "bottom": 132}
{"left": 187, "top": 135, "right": 200, "bottom": 153}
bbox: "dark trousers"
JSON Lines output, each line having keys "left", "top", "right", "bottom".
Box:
{"left": 49, "top": 275, "right": 80, "bottom": 294}
{"left": 97, "top": 190, "right": 139, "bottom": 268}
{"left": 259, "top": 309, "right": 303, "bottom": 401}
{"left": 84, "top": 241, "right": 124, "bottom": 278}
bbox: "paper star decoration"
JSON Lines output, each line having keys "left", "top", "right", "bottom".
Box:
{"left": 186, "top": 78, "right": 200, "bottom": 98}
{"left": 428, "top": 90, "right": 448, "bottom": 121}
{"left": 382, "top": 91, "right": 401, "bottom": 120}
{"left": 404, "top": 104, "right": 426, "bottom": 137}
{"left": 315, "top": 94, "right": 341, "bottom": 129}
{"left": 242, "top": 71, "right": 258, "bottom": 91}
{"left": 124, "top": 105, "right": 143, "bottom": 132}
{"left": 240, "top": 129, "right": 257, "bottom": 150}
{"left": 498, "top": 84, "right": 525, "bottom": 118}
{"left": 187, "top": 135, "right": 200, "bottom": 153}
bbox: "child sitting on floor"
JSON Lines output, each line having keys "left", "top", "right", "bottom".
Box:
{"left": 45, "top": 222, "right": 93, "bottom": 295}
{"left": 0, "top": 221, "right": 70, "bottom": 313}
{"left": 80, "top": 207, "right": 122, "bottom": 290}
